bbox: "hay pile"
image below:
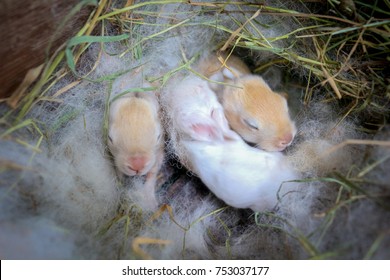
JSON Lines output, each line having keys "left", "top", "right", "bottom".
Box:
{"left": 0, "top": 0, "right": 389, "bottom": 259}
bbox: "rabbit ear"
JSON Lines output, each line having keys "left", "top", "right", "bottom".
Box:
{"left": 208, "top": 72, "right": 224, "bottom": 91}
{"left": 211, "top": 108, "right": 241, "bottom": 141}
{"left": 190, "top": 123, "right": 223, "bottom": 141}
{"left": 209, "top": 72, "right": 224, "bottom": 83}
{"left": 222, "top": 66, "right": 242, "bottom": 80}
{"left": 181, "top": 114, "right": 224, "bottom": 142}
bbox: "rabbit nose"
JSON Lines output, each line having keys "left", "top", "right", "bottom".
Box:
{"left": 278, "top": 133, "right": 293, "bottom": 148}
{"left": 127, "top": 156, "right": 147, "bottom": 172}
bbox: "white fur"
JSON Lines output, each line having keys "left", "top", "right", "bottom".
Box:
{"left": 183, "top": 139, "right": 299, "bottom": 212}
{"left": 0, "top": 217, "right": 77, "bottom": 259}
{"left": 163, "top": 74, "right": 240, "bottom": 143}
{"left": 0, "top": 0, "right": 388, "bottom": 260}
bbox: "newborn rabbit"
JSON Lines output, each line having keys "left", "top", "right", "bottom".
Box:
{"left": 182, "top": 139, "right": 298, "bottom": 212}
{"left": 108, "top": 90, "right": 164, "bottom": 210}
{"left": 196, "top": 52, "right": 297, "bottom": 152}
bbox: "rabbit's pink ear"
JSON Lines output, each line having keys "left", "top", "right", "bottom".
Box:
{"left": 181, "top": 113, "right": 224, "bottom": 142}
{"left": 189, "top": 123, "right": 223, "bottom": 141}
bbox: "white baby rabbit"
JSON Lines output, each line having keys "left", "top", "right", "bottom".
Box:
{"left": 182, "top": 139, "right": 298, "bottom": 212}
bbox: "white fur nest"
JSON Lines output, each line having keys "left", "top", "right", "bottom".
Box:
{"left": 0, "top": 0, "right": 389, "bottom": 260}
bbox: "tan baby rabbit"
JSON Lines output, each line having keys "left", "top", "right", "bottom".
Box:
{"left": 196, "top": 52, "right": 296, "bottom": 152}
{"left": 108, "top": 90, "right": 163, "bottom": 210}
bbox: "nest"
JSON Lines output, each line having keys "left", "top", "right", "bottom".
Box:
{"left": 0, "top": 0, "right": 389, "bottom": 260}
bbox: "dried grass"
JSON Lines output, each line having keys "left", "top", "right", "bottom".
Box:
{"left": 1, "top": 0, "right": 389, "bottom": 260}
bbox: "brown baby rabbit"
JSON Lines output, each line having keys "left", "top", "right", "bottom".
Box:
{"left": 196, "top": 52, "right": 296, "bottom": 152}
{"left": 108, "top": 90, "right": 163, "bottom": 210}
